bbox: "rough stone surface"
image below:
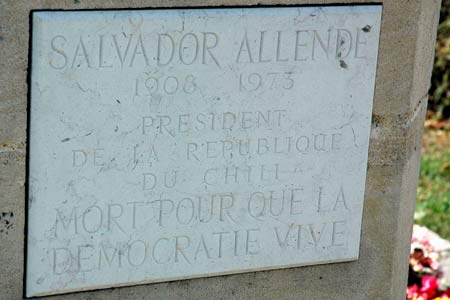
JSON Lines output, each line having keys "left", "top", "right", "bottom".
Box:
{"left": 0, "top": 0, "right": 442, "bottom": 300}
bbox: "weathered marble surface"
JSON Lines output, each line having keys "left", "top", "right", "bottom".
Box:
{"left": 26, "top": 7, "right": 381, "bottom": 296}
{"left": 0, "top": 0, "right": 441, "bottom": 299}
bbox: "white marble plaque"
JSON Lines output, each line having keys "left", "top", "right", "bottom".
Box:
{"left": 27, "top": 6, "right": 382, "bottom": 297}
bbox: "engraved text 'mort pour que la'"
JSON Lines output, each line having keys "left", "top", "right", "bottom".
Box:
{"left": 27, "top": 6, "right": 382, "bottom": 297}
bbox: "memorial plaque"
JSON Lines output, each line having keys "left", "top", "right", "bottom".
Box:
{"left": 27, "top": 6, "right": 382, "bottom": 297}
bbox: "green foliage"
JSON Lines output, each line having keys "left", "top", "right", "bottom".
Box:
{"left": 429, "top": 0, "right": 450, "bottom": 120}
{"left": 415, "top": 130, "right": 450, "bottom": 238}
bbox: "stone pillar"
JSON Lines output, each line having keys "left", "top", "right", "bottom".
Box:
{"left": 0, "top": 0, "right": 441, "bottom": 299}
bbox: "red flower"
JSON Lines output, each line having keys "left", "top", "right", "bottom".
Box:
{"left": 407, "top": 284, "right": 419, "bottom": 299}
{"left": 440, "top": 288, "right": 450, "bottom": 298}
{"left": 419, "top": 275, "right": 439, "bottom": 299}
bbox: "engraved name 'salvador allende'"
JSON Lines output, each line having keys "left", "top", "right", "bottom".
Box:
{"left": 48, "top": 27, "right": 370, "bottom": 69}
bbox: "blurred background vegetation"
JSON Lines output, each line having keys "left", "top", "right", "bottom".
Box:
{"left": 414, "top": 0, "right": 450, "bottom": 238}
{"left": 428, "top": 0, "right": 450, "bottom": 120}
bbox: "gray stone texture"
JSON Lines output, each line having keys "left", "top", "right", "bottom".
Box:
{"left": 0, "top": 0, "right": 442, "bottom": 299}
